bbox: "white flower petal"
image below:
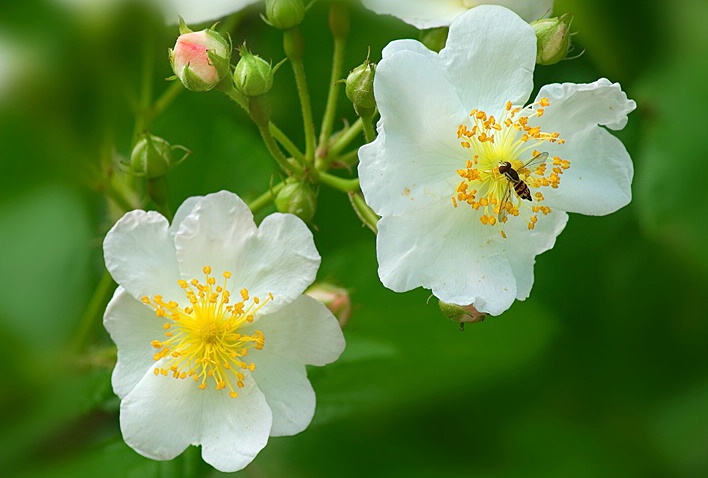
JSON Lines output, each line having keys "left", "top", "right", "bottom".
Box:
{"left": 377, "top": 200, "right": 517, "bottom": 315}
{"left": 234, "top": 213, "right": 320, "bottom": 314}
{"left": 120, "top": 367, "right": 271, "bottom": 472}
{"left": 174, "top": 191, "right": 258, "bottom": 276}
{"left": 103, "top": 210, "right": 183, "bottom": 303}
{"left": 199, "top": 380, "right": 272, "bottom": 472}
{"left": 119, "top": 369, "right": 205, "bottom": 461}
{"left": 163, "top": 0, "right": 259, "bottom": 25}
{"left": 535, "top": 79, "right": 636, "bottom": 215}
{"left": 242, "top": 296, "right": 343, "bottom": 436}
{"left": 175, "top": 191, "right": 320, "bottom": 316}
{"left": 361, "top": 0, "right": 466, "bottom": 29}
{"left": 248, "top": 355, "right": 315, "bottom": 437}
{"left": 440, "top": 6, "right": 536, "bottom": 113}
{"left": 169, "top": 195, "right": 202, "bottom": 239}
{"left": 104, "top": 287, "right": 165, "bottom": 399}
{"left": 243, "top": 295, "right": 345, "bottom": 367}
{"left": 361, "top": 0, "right": 553, "bottom": 28}
{"left": 463, "top": 0, "right": 553, "bottom": 22}
{"left": 503, "top": 210, "right": 569, "bottom": 300}
{"left": 359, "top": 46, "right": 468, "bottom": 217}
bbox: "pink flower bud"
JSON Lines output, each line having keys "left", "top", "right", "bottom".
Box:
{"left": 306, "top": 284, "right": 352, "bottom": 327}
{"left": 169, "top": 23, "right": 231, "bottom": 92}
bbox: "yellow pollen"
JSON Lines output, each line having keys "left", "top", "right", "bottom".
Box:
{"left": 451, "top": 99, "right": 569, "bottom": 238}
{"left": 141, "top": 266, "right": 270, "bottom": 399}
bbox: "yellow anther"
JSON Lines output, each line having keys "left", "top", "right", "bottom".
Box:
{"left": 141, "top": 296, "right": 150, "bottom": 304}
{"left": 230, "top": 392, "right": 238, "bottom": 399}
{"left": 203, "top": 266, "right": 212, "bottom": 275}
{"left": 240, "top": 288, "right": 249, "bottom": 301}
{"left": 539, "top": 97, "right": 550, "bottom": 107}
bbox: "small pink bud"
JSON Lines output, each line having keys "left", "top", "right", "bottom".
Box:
{"left": 306, "top": 284, "right": 352, "bottom": 327}
{"left": 169, "top": 22, "right": 231, "bottom": 92}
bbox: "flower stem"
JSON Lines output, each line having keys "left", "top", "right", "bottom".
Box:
{"left": 218, "top": 81, "right": 305, "bottom": 163}
{"left": 149, "top": 81, "right": 183, "bottom": 122}
{"left": 349, "top": 191, "right": 379, "bottom": 233}
{"left": 317, "top": 2, "right": 349, "bottom": 159}
{"left": 318, "top": 172, "right": 359, "bottom": 192}
{"left": 70, "top": 270, "right": 115, "bottom": 354}
{"left": 327, "top": 117, "right": 363, "bottom": 160}
{"left": 248, "top": 181, "right": 285, "bottom": 214}
{"left": 361, "top": 114, "right": 377, "bottom": 143}
{"left": 250, "top": 96, "right": 303, "bottom": 175}
{"left": 283, "top": 27, "right": 316, "bottom": 167}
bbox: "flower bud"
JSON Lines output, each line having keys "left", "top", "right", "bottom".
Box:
{"left": 532, "top": 13, "right": 574, "bottom": 66}
{"left": 274, "top": 178, "right": 317, "bottom": 223}
{"left": 169, "top": 19, "right": 231, "bottom": 92}
{"left": 306, "top": 283, "right": 351, "bottom": 327}
{"left": 438, "top": 300, "right": 486, "bottom": 331}
{"left": 233, "top": 47, "right": 274, "bottom": 97}
{"left": 345, "top": 59, "right": 376, "bottom": 118}
{"left": 265, "top": 0, "right": 305, "bottom": 30}
{"left": 130, "top": 134, "right": 187, "bottom": 179}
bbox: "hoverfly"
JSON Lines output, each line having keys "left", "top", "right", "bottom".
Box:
{"left": 497, "top": 152, "right": 548, "bottom": 222}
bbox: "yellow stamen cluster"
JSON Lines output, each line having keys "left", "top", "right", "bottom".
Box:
{"left": 451, "top": 99, "right": 571, "bottom": 237}
{"left": 142, "top": 266, "right": 271, "bottom": 399}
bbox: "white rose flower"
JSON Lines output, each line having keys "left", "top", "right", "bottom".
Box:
{"left": 361, "top": 0, "right": 554, "bottom": 29}
{"left": 163, "top": 0, "right": 260, "bottom": 24}
{"left": 103, "top": 190, "right": 345, "bottom": 472}
{"left": 358, "top": 6, "right": 635, "bottom": 315}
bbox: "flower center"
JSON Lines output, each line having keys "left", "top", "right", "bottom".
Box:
{"left": 451, "top": 98, "right": 570, "bottom": 238}
{"left": 141, "top": 266, "right": 270, "bottom": 399}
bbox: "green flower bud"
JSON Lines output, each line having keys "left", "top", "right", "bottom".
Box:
{"left": 274, "top": 179, "right": 317, "bottom": 223}
{"left": 130, "top": 134, "right": 189, "bottom": 179}
{"left": 265, "top": 0, "right": 305, "bottom": 30}
{"left": 345, "top": 59, "right": 376, "bottom": 118}
{"left": 306, "top": 283, "right": 352, "bottom": 327}
{"left": 532, "top": 13, "right": 575, "bottom": 66}
{"left": 169, "top": 19, "right": 231, "bottom": 91}
{"left": 233, "top": 47, "right": 274, "bottom": 97}
{"left": 438, "top": 300, "right": 486, "bottom": 331}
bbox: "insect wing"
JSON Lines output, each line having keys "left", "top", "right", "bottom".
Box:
{"left": 522, "top": 151, "right": 549, "bottom": 169}
{"left": 497, "top": 179, "right": 512, "bottom": 223}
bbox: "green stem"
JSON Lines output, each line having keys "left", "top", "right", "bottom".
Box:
{"left": 318, "top": 172, "right": 359, "bottom": 192}
{"left": 70, "top": 271, "right": 115, "bottom": 354}
{"left": 318, "top": 3, "right": 349, "bottom": 158}
{"left": 334, "top": 148, "right": 360, "bottom": 167}
{"left": 131, "top": 40, "right": 155, "bottom": 147}
{"left": 251, "top": 96, "right": 303, "bottom": 175}
{"left": 219, "top": 82, "right": 306, "bottom": 163}
{"left": 349, "top": 191, "right": 379, "bottom": 233}
{"left": 149, "top": 81, "right": 183, "bottom": 121}
{"left": 361, "top": 115, "right": 377, "bottom": 143}
{"left": 328, "top": 118, "right": 363, "bottom": 160}
{"left": 104, "top": 178, "right": 138, "bottom": 212}
{"left": 271, "top": 124, "right": 305, "bottom": 163}
{"left": 248, "top": 181, "right": 285, "bottom": 214}
{"left": 284, "top": 28, "right": 316, "bottom": 166}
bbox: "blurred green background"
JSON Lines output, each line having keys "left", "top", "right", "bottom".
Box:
{"left": 1, "top": 0, "right": 707, "bottom": 476}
